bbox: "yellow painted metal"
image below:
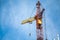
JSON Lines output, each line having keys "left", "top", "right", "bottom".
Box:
{"left": 21, "top": 17, "right": 35, "bottom": 24}
{"left": 37, "top": 19, "right": 42, "bottom": 24}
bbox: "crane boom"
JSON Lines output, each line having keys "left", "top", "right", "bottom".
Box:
{"left": 21, "top": 17, "right": 35, "bottom": 24}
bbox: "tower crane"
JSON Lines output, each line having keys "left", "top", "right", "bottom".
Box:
{"left": 21, "top": 1, "right": 45, "bottom": 40}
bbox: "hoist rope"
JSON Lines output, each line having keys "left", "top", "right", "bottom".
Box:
{"left": 43, "top": 11, "right": 48, "bottom": 40}
{"left": 30, "top": 6, "right": 36, "bottom": 18}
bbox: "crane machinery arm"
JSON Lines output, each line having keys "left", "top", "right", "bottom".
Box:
{"left": 21, "top": 17, "right": 35, "bottom": 24}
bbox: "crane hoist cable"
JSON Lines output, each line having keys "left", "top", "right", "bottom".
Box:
{"left": 43, "top": 11, "right": 48, "bottom": 40}
{"left": 28, "top": 6, "right": 36, "bottom": 36}
{"left": 30, "top": 6, "right": 36, "bottom": 18}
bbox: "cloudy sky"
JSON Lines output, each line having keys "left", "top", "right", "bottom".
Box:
{"left": 0, "top": 0, "right": 60, "bottom": 40}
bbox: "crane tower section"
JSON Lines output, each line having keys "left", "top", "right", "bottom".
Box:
{"left": 35, "top": 1, "right": 45, "bottom": 40}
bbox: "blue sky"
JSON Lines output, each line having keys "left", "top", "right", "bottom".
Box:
{"left": 0, "top": 0, "right": 60, "bottom": 40}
